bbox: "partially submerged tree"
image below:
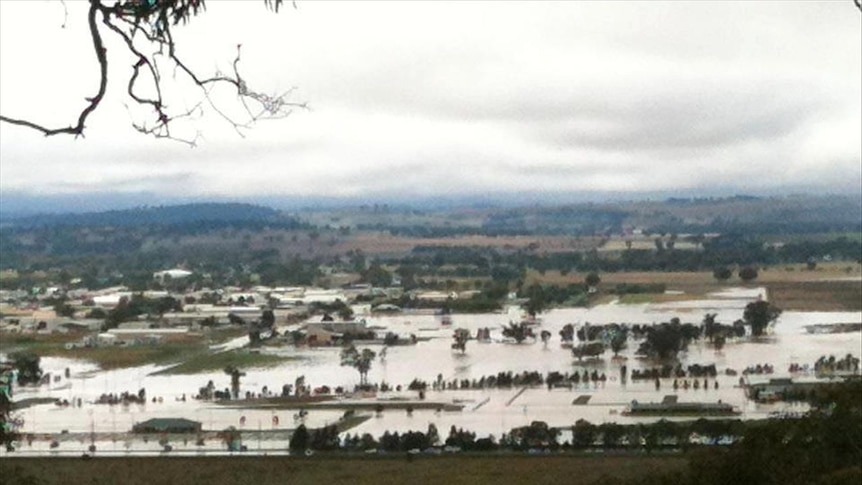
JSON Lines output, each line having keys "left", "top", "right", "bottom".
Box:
{"left": 522, "top": 284, "right": 548, "bottom": 318}
{"left": 218, "top": 426, "right": 241, "bottom": 452}
{"left": 502, "top": 321, "right": 535, "bottom": 344}
{"left": 559, "top": 323, "right": 575, "bottom": 346}
{"left": 340, "top": 345, "right": 376, "bottom": 387}
{"left": 609, "top": 330, "right": 628, "bottom": 357}
{"left": 636, "top": 319, "right": 700, "bottom": 360}
{"left": 743, "top": 300, "right": 782, "bottom": 337}
{"left": 572, "top": 341, "right": 605, "bottom": 361}
{"left": 0, "top": 0, "right": 304, "bottom": 144}
{"left": 452, "top": 328, "right": 470, "bottom": 354}
{"left": 713, "top": 333, "right": 727, "bottom": 352}
{"left": 248, "top": 309, "right": 276, "bottom": 345}
{"left": 11, "top": 352, "right": 43, "bottom": 386}
{"left": 540, "top": 330, "right": 552, "bottom": 347}
{"left": 224, "top": 365, "right": 245, "bottom": 399}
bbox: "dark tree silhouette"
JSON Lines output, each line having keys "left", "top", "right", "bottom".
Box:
{"left": 636, "top": 320, "right": 700, "bottom": 360}
{"left": 0, "top": 0, "right": 304, "bottom": 144}
{"left": 0, "top": 365, "right": 19, "bottom": 450}
{"left": 738, "top": 266, "right": 759, "bottom": 282}
{"left": 609, "top": 331, "right": 627, "bottom": 356}
{"left": 702, "top": 313, "right": 719, "bottom": 342}
{"left": 713, "top": 266, "right": 733, "bottom": 281}
{"left": 10, "top": 352, "right": 43, "bottom": 386}
{"left": 540, "top": 330, "right": 552, "bottom": 347}
{"left": 559, "top": 323, "right": 575, "bottom": 345}
{"left": 572, "top": 341, "right": 605, "bottom": 361}
{"left": 743, "top": 300, "right": 782, "bottom": 337}
{"left": 572, "top": 419, "right": 597, "bottom": 447}
{"left": 452, "top": 328, "right": 470, "bottom": 354}
{"left": 522, "top": 283, "right": 548, "bottom": 317}
{"left": 224, "top": 365, "right": 245, "bottom": 399}
{"left": 289, "top": 424, "right": 309, "bottom": 452}
{"left": 340, "top": 345, "right": 376, "bottom": 386}
{"left": 502, "top": 321, "right": 535, "bottom": 344}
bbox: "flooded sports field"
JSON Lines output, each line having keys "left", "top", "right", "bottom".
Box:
{"left": 4, "top": 287, "right": 860, "bottom": 456}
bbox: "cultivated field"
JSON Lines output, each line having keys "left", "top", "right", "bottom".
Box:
{"left": 525, "top": 262, "right": 862, "bottom": 311}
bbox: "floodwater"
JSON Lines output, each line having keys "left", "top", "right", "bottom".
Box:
{"left": 4, "top": 287, "right": 860, "bottom": 455}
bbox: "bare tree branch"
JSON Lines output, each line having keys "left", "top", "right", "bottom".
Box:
{"left": 1, "top": 0, "right": 303, "bottom": 144}
{"left": 0, "top": 0, "right": 107, "bottom": 138}
{"left": 59, "top": 0, "right": 69, "bottom": 29}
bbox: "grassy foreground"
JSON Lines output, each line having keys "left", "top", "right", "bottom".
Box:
{"left": 0, "top": 454, "right": 687, "bottom": 485}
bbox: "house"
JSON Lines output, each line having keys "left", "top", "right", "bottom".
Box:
{"left": 92, "top": 292, "right": 132, "bottom": 307}
{"left": 132, "top": 418, "right": 202, "bottom": 434}
{"left": 304, "top": 326, "right": 341, "bottom": 346}
{"left": 302, "top": 289, "right": 347, "bottom": 304}
{"left": 152, "top": 269, "right": 193, "bottom": 283}
{"left": 413, "top": 291, "right": 457, "bottom": 302}
{"left": 745, "top": 376, "right": 848, "bottom": 402}
{"left": 622, "top": 397, "right": 740, "bottom": 416}
{"left": 304, "top": 319, "right": 368, "bottom": 334}
{"left": 56, "top": 321, "right": 97, "bottom": 334}
{"left": 96, "top": 333, "right": 119, "bottom": 346}
{"left": 373, "top": 304, "right": 402, "bottom": 313}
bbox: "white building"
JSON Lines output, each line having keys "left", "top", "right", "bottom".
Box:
{"left": 153, "top": 269, "right": 193, "bottom": 282}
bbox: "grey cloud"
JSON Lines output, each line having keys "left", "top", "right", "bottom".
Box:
{"left": 0, "top": 2, "right": 858, "bottom": 200}
{"left": 538, "top": 95, "right": 819, "bottom": 152}
{"left": 51, "top": 173, "right": 195, "bottom": 193}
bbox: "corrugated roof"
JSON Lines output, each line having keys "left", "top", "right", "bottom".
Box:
{"left": 134, "top": 418, "right": 201, "bottom": 430}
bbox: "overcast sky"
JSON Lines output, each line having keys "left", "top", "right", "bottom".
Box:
{"left": 0, "top": 1, "right": 860, "bottom": 207}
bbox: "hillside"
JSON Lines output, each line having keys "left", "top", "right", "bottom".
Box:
{"left": 1, "top": 203, "right": 286, "bottom": 228}
{"left": 0, "top": 197, "right": 859, "bottom": 292}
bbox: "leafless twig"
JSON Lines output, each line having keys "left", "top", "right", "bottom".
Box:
{"left": 0, "top": 1, "right": 106, "bottom": 138}
{"left": 0, "top": 0, "right": 303, "bottom": 144}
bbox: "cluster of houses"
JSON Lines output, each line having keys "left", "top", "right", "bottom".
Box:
{"left": 0, "top": 267, "right": 475, "bottom": 349}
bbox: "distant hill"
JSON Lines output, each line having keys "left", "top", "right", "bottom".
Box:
{"left": 2, "top": 203, "right": 287, "bottom": 229}
{"left": 315, "top": 195, "right": 862, "bottom": 237}
{"left": 631, "top": 195, "right": 862, "bottom": 235}
{"left": 2, "top": 196, "right": 858, "bottom": 237}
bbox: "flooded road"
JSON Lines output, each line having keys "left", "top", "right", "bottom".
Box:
{"left": 5, "top": 287, "right": 860, "bottom": 455}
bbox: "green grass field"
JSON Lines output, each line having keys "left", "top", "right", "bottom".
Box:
{"left": 153, "top": 349, "right": 296, "bottom": 375}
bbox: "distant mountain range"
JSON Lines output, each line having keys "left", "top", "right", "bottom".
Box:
{"left": 3, "top": 186, "right": 859, "bottom": 219}
{"left": 1, "top": 194, "right": 859, "bottom": 237}
{"left": 0, "top": 203, "right": 284, "bottom": 228}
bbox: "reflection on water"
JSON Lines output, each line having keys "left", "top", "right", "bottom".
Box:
{"left": 5, "top": 287, "right": 860, "bottom": 455}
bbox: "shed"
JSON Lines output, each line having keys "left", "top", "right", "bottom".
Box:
{"left": 132, "top": 418, "right": 202, "bottom": 434}
{"left": 96, "top": 333, "right": 118, "bottom": 346}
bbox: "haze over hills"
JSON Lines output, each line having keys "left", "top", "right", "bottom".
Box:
{"left": 1, "top": 193, "right": 858, "bottom": 305}
{"left": 1, "top": 194, "right": 859, "bottom": 238}
{"left": 2, "top": 187, "right": 861, "bottom": 219}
